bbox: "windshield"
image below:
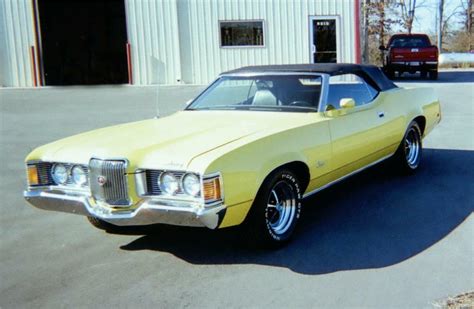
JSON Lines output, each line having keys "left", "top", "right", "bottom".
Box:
{"left": 187, "top": 74, "right": 323, "bottom": 112}
{"left": 390, "top": 36, "right": 430, "bottom": 48}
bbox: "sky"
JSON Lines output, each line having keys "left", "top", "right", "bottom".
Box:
{"left": 409, "top": 0, "right": 467, "bottom": 34}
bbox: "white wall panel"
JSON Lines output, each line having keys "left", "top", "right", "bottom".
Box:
{"left": 178, "top": 0, "right": 357, "bottom": 84}
{"left": 125, "top": 0, "right": 182, "bottom": 85}
{"left": 0, "top": 0, "right": 37, "bottom": 87}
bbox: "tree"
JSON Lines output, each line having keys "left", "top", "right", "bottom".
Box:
{"left": 438, "top": 0, "right": 472, "bottom": 51}
{"left": 394, "top": 0, "right": 429, "bottom": 34}
{"left": 361, "top": 0, "right": 399, "bottom": 64}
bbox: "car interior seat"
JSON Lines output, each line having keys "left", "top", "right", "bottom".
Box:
{"left": 252, "top": 89, "right": 278, "bottom": 106}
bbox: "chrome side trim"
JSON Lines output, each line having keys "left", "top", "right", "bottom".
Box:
{"left": 303, "top": 154, "right": 393, "bottom": 199}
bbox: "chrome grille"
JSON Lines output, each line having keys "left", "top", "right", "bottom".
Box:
{"left": 36, "top": 162, "right": 53, "bottom": 185}
{"left": 89, "top": 159, "right": 129, "bottom": 206}
{"left": 145, "top": 170, "right": 186, "bottom": 195}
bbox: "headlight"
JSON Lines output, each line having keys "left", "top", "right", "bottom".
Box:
{"left": 182, "top": 173, "right": 201, "bottom": 196}
{"left": 71, "top": 165, "right": 87, "bottom": 186}
{"left": 51, "top": 164, "right": 68, "bottom": 185}
{"left": 159, "top": 172, "right": 178, "bottom": 195}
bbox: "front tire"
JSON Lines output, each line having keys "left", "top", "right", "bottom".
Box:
{"left": 394, "top": 121, "right": 423, "bottom": 173}
{"left": 87, "top": 216, "right": 121, "bottom": 231}
{"left": 242, "top": 169, "right": 302, "bottom": 248}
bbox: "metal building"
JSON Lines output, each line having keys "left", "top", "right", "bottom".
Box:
{"left": 0, "top": 0, "right": 360, "bottom": 87}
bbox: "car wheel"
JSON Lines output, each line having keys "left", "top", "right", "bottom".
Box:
{"left": 420, "top": 71, "right": 427, "bottom": 79}
{"left": 394, "top": 121, "right": 423, "bottom": 173}
{"left": 87, "top": 216, "right": 121, "bottom": 231}
{"left": 429, "top": 70, "right": 438, "bottom": 80}
{"left": 385, "top": 69, "right": 395, "bottom": 79}
{"left": 243, "top": 169, "right": 302, "bottom": 248}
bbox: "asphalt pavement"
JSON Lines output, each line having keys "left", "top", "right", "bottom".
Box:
{"left": 0, "top": 70, "right": 473, "bottom": 308}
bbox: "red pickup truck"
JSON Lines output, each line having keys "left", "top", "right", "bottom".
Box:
{"left": 380, "top": 34, "right": 439, "bottom": 80}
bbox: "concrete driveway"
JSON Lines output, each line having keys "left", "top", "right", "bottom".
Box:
{"left": 0, "top": 70, "right": 473, "bottom": 308}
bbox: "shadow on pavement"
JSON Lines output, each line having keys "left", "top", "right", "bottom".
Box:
{"left": 119, "top": 148, "right": 474, "bottom": 275}
{"left": 393, "top": 70, "right": 474, "bottom": 83}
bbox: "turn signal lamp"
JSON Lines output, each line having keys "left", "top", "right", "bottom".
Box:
{"left": 27, "top": 165, "right": 39, "bottom": 186}
{"left": 203, "top": 176, "right": 222, "bottom": 204}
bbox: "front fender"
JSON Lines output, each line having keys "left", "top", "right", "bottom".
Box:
{"left": 189, "top": 120, "right": 331, "bottom": 228}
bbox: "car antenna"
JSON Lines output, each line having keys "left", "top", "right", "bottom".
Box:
{"left": 155, "top": 85, "right": 160, "bottom": 119}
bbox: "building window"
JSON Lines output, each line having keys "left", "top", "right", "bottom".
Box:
{"left": 220, "top": 21, "right": 264, "bottom": 47}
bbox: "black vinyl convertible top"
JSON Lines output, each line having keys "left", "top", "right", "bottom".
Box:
{"left": 222, "top": 63, "right": 397, "bottom": 92}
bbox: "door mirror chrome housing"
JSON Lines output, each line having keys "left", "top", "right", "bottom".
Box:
{"left": 340, "top": 98, "right": 355, "bottom": 109}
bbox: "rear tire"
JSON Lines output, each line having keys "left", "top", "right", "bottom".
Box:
{"left": 385, "top": 69, "right": 395, "bottom": 79}
{"left": 429, "top": 70, "right": 438, "bottom": 80}
{"left": 242, "top": 169, "right": 302, "bottom": 248}
{"left": 420, "top": 71, "right": 428, "bottom": 79}
{"left": 394, "top": 121, "right": 423, "bottom": 174}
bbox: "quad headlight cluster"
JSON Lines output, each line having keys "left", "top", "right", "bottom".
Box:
{"left": 149, "top": 171, "right": 223, "bottom": 205}
{"left": 159, "top": 172, "right": 201, "bottom": 197}
{"left": 26, "top": 162, "right": 89, "bottom": 187}
{"left": 51, "top": 163, "right": 88, "bottom": 186}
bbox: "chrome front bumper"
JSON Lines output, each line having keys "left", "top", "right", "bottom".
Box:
{"left": 24, "top": 189, "right": 226, "bottom": 229}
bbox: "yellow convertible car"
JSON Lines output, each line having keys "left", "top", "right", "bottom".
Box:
{"left": 24, "top": 64, "right": 441, "bottom": 247}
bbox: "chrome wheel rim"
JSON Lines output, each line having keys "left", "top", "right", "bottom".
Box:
{"left": 404, "top": 128, "right": 421, "bottom": 168}
{"left": 266, "top": 180, "right": 297, "bottom": 235}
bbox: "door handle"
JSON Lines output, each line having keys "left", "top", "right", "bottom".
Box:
{"left": 378, "top": 111, "right": 385, "bottom": 118}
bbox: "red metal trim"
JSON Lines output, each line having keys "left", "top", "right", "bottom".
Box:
{"left": 354, "top": 0, "right": 361, "bottom": 64}
{"left": 31, "top": 0, "right": 43, "bottom": 86}
{"left": 30, "top": 46, "right": 38, "bottom": 87}
{"left": 126, "top": 43, "right": 133, "bottom": 84}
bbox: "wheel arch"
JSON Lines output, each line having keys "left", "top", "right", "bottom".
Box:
{"left": 412, "top": 115, "right": 426, "bottom": 135}
{"left": 256, "top": 160, "right": 311, "bottom": 199}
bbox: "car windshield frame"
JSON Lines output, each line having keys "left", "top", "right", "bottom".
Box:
{"left": 186, "top": 72, "right": 329, "bottom": 113}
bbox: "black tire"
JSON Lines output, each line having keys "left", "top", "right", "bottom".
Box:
{"left": 242, "top": 169, "right": 302, "bottom": 248}
{"left": 420, "top": 71, "right": 428, "bottom": 79}
{"left": 429, "top": 70, "right": 438, "bottom": 80}
{"left": 385, "top": 69, "right": 395, "bottom": 80}
{"left": 87, "top": 216, "right": 121, "bottom": 231}
{"left": 394, "top": 121, "right": 423, "bottom": 174}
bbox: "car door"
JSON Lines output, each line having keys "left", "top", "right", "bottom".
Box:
{"left": 324, "top": 74, "right": 391, "bottom": 180}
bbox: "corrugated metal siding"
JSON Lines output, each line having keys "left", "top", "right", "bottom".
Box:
{"left": 0, "top": 0, "right": 357, "bottom": 87}
{"left": 178, "top": 0, "right": 356, "bottom": 84}
{"left": 0, "top": 0, "right": 37, "bottom": 87}
{"left": 125, "top": 0, "right": 182, "bottom": 85}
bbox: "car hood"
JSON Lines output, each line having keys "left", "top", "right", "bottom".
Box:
{"left": 29, "top": 110, "right": 309, "bottom": 171}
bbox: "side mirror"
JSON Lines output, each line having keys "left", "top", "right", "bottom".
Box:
{"left": 379, "top": 45, "right": 386, "bottom": 51}
{"left": 340, "top": 98, "right": 356, "bottom": 109}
